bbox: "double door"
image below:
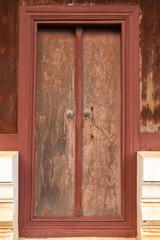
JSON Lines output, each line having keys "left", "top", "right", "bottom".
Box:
{"left": 33, "top": 26, "right": 122, "bottom": 218}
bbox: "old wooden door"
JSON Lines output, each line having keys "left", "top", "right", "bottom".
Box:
{"left": 18, "top": 6, "right": 139, "bottom": 238}
{"left": 33, "top": 25, "right": 121, "bottom": 218}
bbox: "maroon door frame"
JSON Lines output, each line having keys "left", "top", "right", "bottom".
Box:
{"left": 18, "top": 6, "right": 139, "bottom": 238}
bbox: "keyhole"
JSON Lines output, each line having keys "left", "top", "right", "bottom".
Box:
{"left": 91, "top": 106, "right": 94, "bottom": 113}
{"left": 91, "top": 133, "right": 94, "bottom": 140}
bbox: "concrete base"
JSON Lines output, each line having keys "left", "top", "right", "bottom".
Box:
{"left": 0, "top": 152, "right": 18, "bottom": 240}
{"left": 137, "top": 152, "right": 160, "bottom": 240}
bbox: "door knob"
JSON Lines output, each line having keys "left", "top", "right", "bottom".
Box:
{"left": 66, "top": 110, "right": 74, "bottom": 119}
{"left": 83, "top": 109, "right": 90, "bottom": 118}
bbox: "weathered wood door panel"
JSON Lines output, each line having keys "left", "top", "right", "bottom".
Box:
{"left": 82, "top": 27, "right": 121, "bottom": 217}
{"left": 33, "top": 26, "right": 121, "bottom": 218}
{"left": 34, "top": 28, "right": 76, "bottom": 217}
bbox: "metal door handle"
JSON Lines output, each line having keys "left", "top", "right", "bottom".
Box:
{"left": 83, "top": 109, "right": 90, "bottom": 118}
{"left": 66, "top": 110, "right": 74, "bottom": 119}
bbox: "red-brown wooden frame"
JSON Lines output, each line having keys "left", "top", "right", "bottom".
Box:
{"left": 18, "top": 5, "right": 139, "bottom": 238}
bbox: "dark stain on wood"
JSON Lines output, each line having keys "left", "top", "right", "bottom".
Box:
{"left": 141, "top": 105, "right": 153, "bottom": 126}
{"left": 82, "top": 27, "right": 121, "bottom": 217}
{"left": 143, "top": 105, "right": 160, "bottom": 127}
{"left": 33, "top": 27, "right": 75, "bottom": 216}
{"left": 154, "top": 105, "right": 160, "bottom": 124}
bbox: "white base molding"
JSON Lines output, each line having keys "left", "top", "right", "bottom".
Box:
{"left": 137, "top": 152, "right": 160, "bottom": 240}
{"left": 141, "top": 227, "right": 160, "bottom": 240}
{"left": 0, "top": 228, "right": 14, "bottom": 240}
{"left": 0, "top": 152, "right": 18, "bottom": 240}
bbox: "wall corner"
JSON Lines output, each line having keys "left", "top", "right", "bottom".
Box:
{"left": 0, "top": 151, "right": 19, "bottom": 240}
{"left": 137, "top": 151, "right": 160, "bottom": 240}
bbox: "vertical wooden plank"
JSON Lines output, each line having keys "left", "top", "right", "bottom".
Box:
{"left": 121, "top": 22, "right": 126, "bottom": 219}
{"left": 33, "top": 27, "right": 75, "bottom": 217}
{"left": 139, "top": 0, "right": 160, "bottom": 132}
{"left": 82, "top": 27, "right": 121, "bottom": 216}
{"left": 75, "top": 27, "right": 83, "bottom": 217}
{"left": 0, "top": 0, "right": 18, "bottom": 133}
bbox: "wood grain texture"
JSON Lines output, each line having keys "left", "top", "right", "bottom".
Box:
{"left": 20, "top": 0, "right": 138, "bottom": 5}
{"left": 33, "top": 28, "right": 75, "bottom": 217}
{"left": 82, "top": 27, "right": 121, "bottom": 217}
{"left": 0, "top": 0, "right": 160, "bottom": 134}
{"left": 0, "top": 0, "right": 18, "bottom": 133}
{"left": 75, "top": 28, "right": 83, "bottom": 216}
{"left": 17, "top": 0, "right": 160, "bottom": 133}
{"left": 1, "top": 0, "right": 160, "bottom": 135}
{"left": 139, "top": 0, "right": 160, "bottom": 132}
